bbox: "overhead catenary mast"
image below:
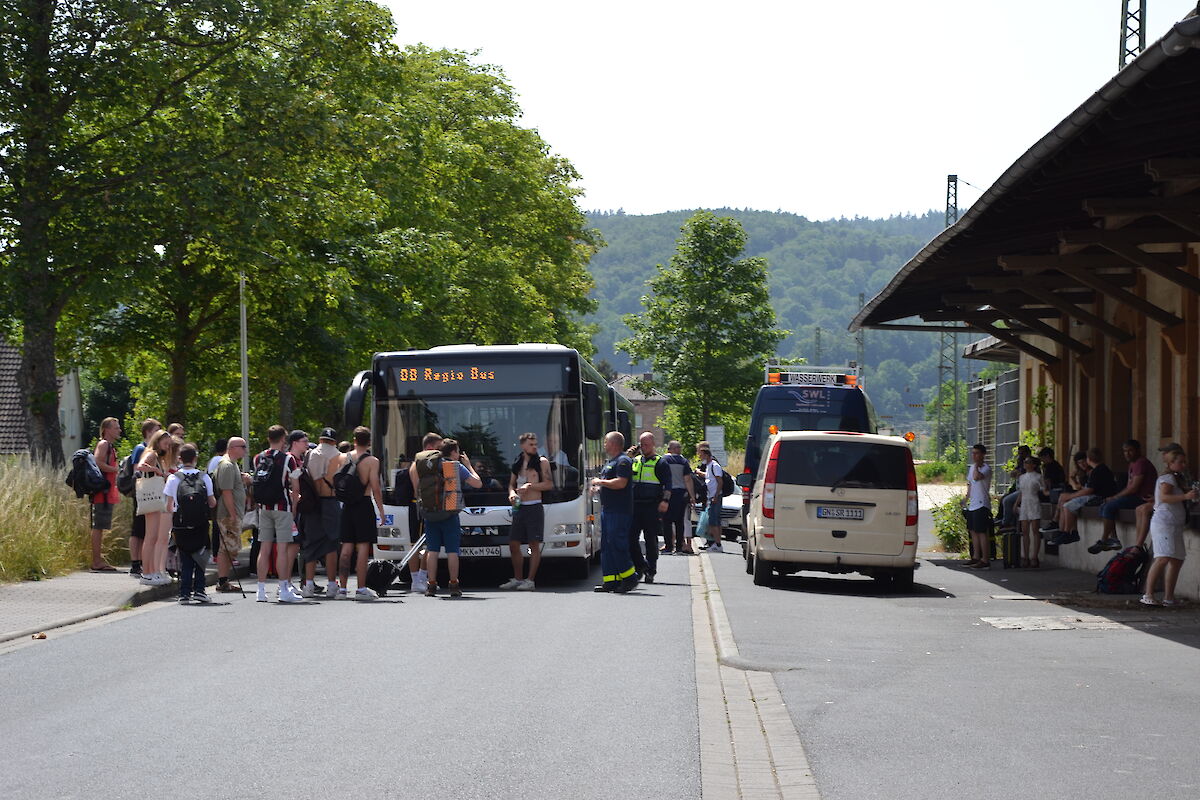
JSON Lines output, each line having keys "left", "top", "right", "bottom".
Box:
{"left": 936, "top": 175, "right": 961, "bottom": 457}
{"left": 1119, "top": 0, "right": 1147, "bottom": 68}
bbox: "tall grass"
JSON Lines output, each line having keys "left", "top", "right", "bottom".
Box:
{"left": 0, "top": 457, "right": 130, "bottom": 582}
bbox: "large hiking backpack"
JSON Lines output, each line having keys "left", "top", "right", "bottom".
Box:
{"left": 1097, "top": 546, "right": 1149, "bottom": 594}
{"left": 172, "top": 472, "right": 211, "bottom": 553}
{"left": 251, "top": 450, "right": 286, "bottom": 507}
{"left": 66, "top": 449, "right": 109, "bottom": 497}
{"left": 116, "top": 453, "right": 137, "bottom": 496}
{"left": 414, "top": 449, "right": 447, "bottom": 514}
{"left": 333, "top": 454, "right": 366, "bottom": 504}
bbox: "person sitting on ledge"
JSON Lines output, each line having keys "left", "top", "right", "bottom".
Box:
{"left": 1088, "top": 439, "right": 1156, "bottom": 554}
{"left": 1043, "top": 448, "right": 1116, "bottom": 546}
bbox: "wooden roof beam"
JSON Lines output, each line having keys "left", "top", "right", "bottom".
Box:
{"left": 985, "top": 301, "right": 1091, "bottom": 355}
{"left": 997, "top": 254, "right": 1140, "bottom": 272}
{"left": 997, "top": 256, "right": 1182, "bottom": 327}
{"left": 1145, "top": 159, "right": 1200, "bottom": 198}
{"left": 965, "top": 318, "right": 1060, "bottom": 366}
{"left": 1018, "top": 286, "right": 1133, "bottom": 342}
{"left": 1074, "top": 236, "right": 1200, "bottom": 295}
{"left": 967, "top": 274, "right": 1114, "bottom": 292}
{"left": 1083, "top": 196, "right": 1200, "bottom": 218}
{"left": 1059, "top": 227, "right": 1194, "bottom": 255}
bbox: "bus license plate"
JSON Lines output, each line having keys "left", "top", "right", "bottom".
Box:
{"left": 459, "top": 546, "right": 502, "bottom": 557}
{"left": 817, "top": 506, "right": 864, "bottom": 521}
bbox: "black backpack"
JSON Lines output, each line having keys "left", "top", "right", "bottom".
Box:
{"left": 708, "top": 462, "right": 735, "bottom": 498}
{"left": 252, "top": 450, "right": 287, "bottom": 507}
{"left": 172, "top": 472, "right": 211, "bottom": 553}
{"left": 116, "top": 453, "right": 137, "bottom": 496}
{"left": 66, "top": 449, "right": 109, "bottom": 497}
{"left": 365, "top": 560, "right": 401, "bottom": 596}
{"left": 295, "top": 451, "right": 320, "bottom": 514}
{"left": 333, "top": 454, "right": 367, "bottom": 504}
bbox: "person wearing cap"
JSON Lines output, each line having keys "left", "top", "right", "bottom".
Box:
{"left": 300, "top": 427, "right": 342, "bottom": 598}
{"left": 1132, "top": 443, "right": 1187, "bottom": 549}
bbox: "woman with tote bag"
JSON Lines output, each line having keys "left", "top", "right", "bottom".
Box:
{"left": 136, "top": 430, "right": 177, "bottom": 586}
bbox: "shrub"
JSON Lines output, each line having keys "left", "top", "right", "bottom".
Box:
{"left": 916, "top": 459, "right": 964, "bottom": 483}
{"left": 931, "top": 493, "right": 969, "bottom": 555}
{"left": 0, "top": 457, "right": 129, "bottom": 582}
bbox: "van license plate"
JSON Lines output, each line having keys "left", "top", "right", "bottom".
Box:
{"left": 459, "top": 546, "right": 502, "bottom": 557}
{"left": 817, "top": 506, "right": 864, "bottom": 520}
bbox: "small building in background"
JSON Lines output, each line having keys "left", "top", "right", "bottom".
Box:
{"left": 0, "top": 338, "right": 85, "bottom": 462}
{"left": 610, "top": 373, "right": 668, "bottom": 445}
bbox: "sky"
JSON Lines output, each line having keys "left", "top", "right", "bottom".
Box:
{"left": 380, "top": 0, "right": 1199, "bottom": 220}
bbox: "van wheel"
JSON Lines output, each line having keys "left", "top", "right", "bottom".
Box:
{"left": 745, "top": 546, "right": 754, "bottom": 575}
{"left": 892, "top": 567, "right": 915, "bottom": 592}
{"left": 752, "top": 551, "right": 773, "bottom": 586}
{"left": 572, "top": 556, "right": 591, "bottom": 581}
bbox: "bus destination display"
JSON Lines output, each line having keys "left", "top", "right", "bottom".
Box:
{"left": 389, "top": 361, "right": 567, "bottom": 394}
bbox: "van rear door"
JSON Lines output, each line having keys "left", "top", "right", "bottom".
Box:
{"left": 770, "top": 439, "right": 910, "bottom": 556}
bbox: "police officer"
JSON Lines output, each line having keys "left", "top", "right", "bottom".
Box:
{"left": 629, "top": 431, "right": 673, "bottom": 583}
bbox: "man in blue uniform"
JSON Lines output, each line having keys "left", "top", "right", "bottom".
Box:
{"left": 591, "top": 431, "right": 638, "bottom": 593}
{"left": 660, "top": 440, "right": 696, "bottom": 554}
{"left": 629, "top": 431, "right": 673, "bottom": 582}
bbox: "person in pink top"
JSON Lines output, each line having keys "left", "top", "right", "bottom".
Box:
{"left": 89, "top": 417, "right": 122, "bottom": 572}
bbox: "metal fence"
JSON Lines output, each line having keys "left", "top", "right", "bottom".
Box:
{"left": 965, "top": 369, "right": 1020, "bottom": 493}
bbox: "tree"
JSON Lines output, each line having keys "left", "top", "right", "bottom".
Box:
{"left": 616, "top": 211, "right": 787, "bottom": 446}
{"left": 0, "top": 0, "right": 295, "bottom": 464}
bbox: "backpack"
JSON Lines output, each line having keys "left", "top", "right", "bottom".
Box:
{"left": 66, "top": 448, "right": 109, "bottom": 498}
{"left": 333, "top": 454, "right": 367, "bottom": 504}
{"left": 252, "top": 450, "right": 287, "bottom": 507}
{"left": 172, "top": 472, "right": 211, "bottom": 553}
{"left": 414, "top": 449, "right": 446, "bottom": 515}
{"left": 1096, "top": 546, "right": 1149, "bottom": 594}
{"left": 296, "top": 451, "right": 320, "bottom": 514}
{"left": 116, "top": 453, "right": 137, "bottom": 496}
{"left": 365, "top": 559, "right": 402, "bottom": 596}
{"left": 708, "top": 462, "right": 735, "bottom": 498}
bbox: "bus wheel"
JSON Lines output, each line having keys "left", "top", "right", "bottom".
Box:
{"left": 571, "top": 556, "right": 591, "bottom": 581}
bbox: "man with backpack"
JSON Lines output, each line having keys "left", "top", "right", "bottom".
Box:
{"left": 410, "top": 437, "right": 482, "bottom": 597}
{"left": 88, "top": 417, "right": 122, "bottom": 571}
{"left": 328, "top": 426, "right": 387, "bottom": 601}
{"left": 629, "top": 431, "right": 673, "bottom": 582}
{"left": 253, "top": 424, "right": 304, "bottom": 604}
{"left": 405, "top": 432, "right": 444, "bottom": 594}
{"left": 164, "top": 443, "right": 217, "bottom": 603}
{"left": 300, "top": 427, "right": 341, "bottom": 598}
{"left": 696, "top": 441, "right": 727, "bottom": 553}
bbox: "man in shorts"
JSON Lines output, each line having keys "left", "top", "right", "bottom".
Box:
{"left": 1044, "top": 448, "right": 1117, "bottom": 546}
{"left": 330, "top": 426, "right": 386, "bottom": 600}
{"left": 300, "top": 427, "right": 341, "bottom": 597}
{"left": 500, "top": 432, "right": 553, "bottom": 590}
{"left": 213, "top": 436, "right": 248, "bottom": 592}
{"left": 962, "top": 443, "right": 994, "bottom": 568}
{"left": 254, "top": 425, "right": 303, "bottom": 603}
{"left": 416, "top": 438, "right": 481, "bottom": 598}
{"left": 89, "top": 417, "right": 122, "bottom": 571}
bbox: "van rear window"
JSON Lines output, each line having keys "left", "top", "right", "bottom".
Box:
{"left": 773, "top": 441, "right": 909, "bottom": 490}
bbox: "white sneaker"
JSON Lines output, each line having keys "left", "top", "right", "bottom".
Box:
{"left": 256, "top": 586, "right": 269, "bottom": 603}
{"left": 326, "top": 586, "right": 346, "bottom": 600}
{"left": 301, "top": 583, "right": 316, "bottom": 599}
{"left": 499, "top": 577, "right": 522, "bottom": 590}
{"left": 278, "top": 585, "right": 303, "bottom": 604}
{"left": 155, "top": 573, "right": 174, "bottom": 585}
{"left": 139, "top": 573, "right": 158, "bottom": 586}
{"left": 517, "top": 579, "right": 535, "bottom": 591}
{"left": 410, "top": 570, "right": 428, "bottom": 594}
{"left": 708, "top": 543, "right": 724, "bottom": 553}
{"left": 355, "top": 587, "right": 378, "bottom": 602}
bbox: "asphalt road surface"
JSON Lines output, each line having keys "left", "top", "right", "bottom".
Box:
{"left": 0, "top": 559, "right": 701, "bottom": 800}
{"left": 711, "top": 512, "right": 1200, "bottom": 800}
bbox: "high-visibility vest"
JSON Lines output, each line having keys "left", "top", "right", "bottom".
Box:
{"left": 632, "top": 454, "right": 665, "bottom": 503}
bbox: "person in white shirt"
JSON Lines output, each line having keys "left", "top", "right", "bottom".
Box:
{"left": 164, "top": 443, "right": 217, "bottom": 603}
{"left": 1014, "top": 456, "right": 1046, "bottom": 568}
{"left": 696, "top": 441, "right": 725, "bottom": 553}
{"left": 963, "top": 443, "right": 994, "bottom": 569}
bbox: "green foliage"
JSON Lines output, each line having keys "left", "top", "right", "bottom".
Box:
{"left": 587, "top": 209, "right": 949, "bottom": 432}
{"left": 1002, "top": 386, "right": 1055, "bottom": 475}
{"left": 931, "top": 493, "right": 969, "bottom": 555}
{"left": 617, "top": 212, "right": 788, "bottom": 447}
{"left": 916, "top": 459, "right": 964, "bottom": 484}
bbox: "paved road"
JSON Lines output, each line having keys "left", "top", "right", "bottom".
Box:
{"left": 0, "top": 560, "right": 701, "bottom": 800}
{"left": 711, "top": 509, "right": 1200, "bottom": 800}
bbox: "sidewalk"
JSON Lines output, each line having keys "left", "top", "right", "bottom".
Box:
{"left": 0, "top": 553, "right": 251, "bottom": 644}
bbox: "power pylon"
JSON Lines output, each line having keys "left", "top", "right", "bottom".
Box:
{"left": 1120, "top": 0, "right": 1147, "bottom": 68}
{"left": 936, "top": 175, "right": 961, "bottom": 457}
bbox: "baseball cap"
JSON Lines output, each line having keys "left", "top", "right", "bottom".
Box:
{"left": 1158, "top": 442, "right": 1184, "bottom": 453}
{"left": 288, "top": 429, "right": 309, "bottom": 444}
{"left": 319, "top": 427, "right": 337, "bottom": 442}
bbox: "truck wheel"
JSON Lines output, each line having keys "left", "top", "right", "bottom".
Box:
{"left": 752, "top": 550, "right": 773, "bottom": 586}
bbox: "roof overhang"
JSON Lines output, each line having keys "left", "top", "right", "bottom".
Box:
{"left": 851, "top": 13, "right": 1200, "bottom": 366}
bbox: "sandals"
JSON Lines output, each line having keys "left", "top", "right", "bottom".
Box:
{"left": 1139, "top": 595, "right": 1162, "bottom": 607}
{"left": 1162, "top": 598, "right": 1186, "bottom": 607}
{"left": 90, "top": 564, "right": 118, "bottom": 573}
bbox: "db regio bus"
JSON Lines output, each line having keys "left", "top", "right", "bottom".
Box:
{"left": 342, "top": 344, "right": 635, "bottom": 578}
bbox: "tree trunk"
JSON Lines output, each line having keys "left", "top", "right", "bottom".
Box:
{"left": 167, "top": 347, "right": 188, "bottom": 428}
{"left": 14, "top": 1, "right": 66, "bottom": 467}
{"left": 279, "top": 379, "right": 294, "bottom": 430}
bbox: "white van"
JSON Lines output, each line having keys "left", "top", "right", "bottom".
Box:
{"left": 739, "top": 431, "right": 918, "bottom": 590}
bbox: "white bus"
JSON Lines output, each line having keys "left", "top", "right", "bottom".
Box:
{"left": 342, "top": 344, "right": 635, "bottom": 579}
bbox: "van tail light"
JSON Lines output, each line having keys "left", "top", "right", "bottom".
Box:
{"left": 905, "top": 450, "right": 918, "bottom": 528}
{"left": 742, "top": 466, "right": 751, "bottom": 499}
{"left": 762, "top": 440, "right": 780, "bottom": 520}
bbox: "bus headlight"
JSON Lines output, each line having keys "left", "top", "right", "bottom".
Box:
{"left": 552, "top": 523, "right": 582, "bottom": 536}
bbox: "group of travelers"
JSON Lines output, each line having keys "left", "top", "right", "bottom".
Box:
{"left": 85, "top": 413, "right": 730, "bottom": 604}
{"left": 960, "top": 439, "right": 1195, "bottom": 606}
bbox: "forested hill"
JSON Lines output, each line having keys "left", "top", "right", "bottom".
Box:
{"left": 584, "top": 208, "right": 955, "bottom": 431}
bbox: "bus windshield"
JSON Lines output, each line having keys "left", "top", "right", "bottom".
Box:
{"left": 378, "top": 395, "right": 582, "bottom": 505}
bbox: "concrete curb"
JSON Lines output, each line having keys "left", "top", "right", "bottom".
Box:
{"left": 0, "top": 552, "right": 253, "bottom": 644}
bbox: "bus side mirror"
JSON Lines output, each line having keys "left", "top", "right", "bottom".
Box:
{"left": 617, "top": 409, "right": 631, "bottom": 446}
{"left": 735, "top": 473, "right": 753, "bottom": 488}
{"left": 583, "top": 381, "right": 603, "bottom": 439}
{"left": 344, "top": 370, "right": 374, "bottom": 429}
